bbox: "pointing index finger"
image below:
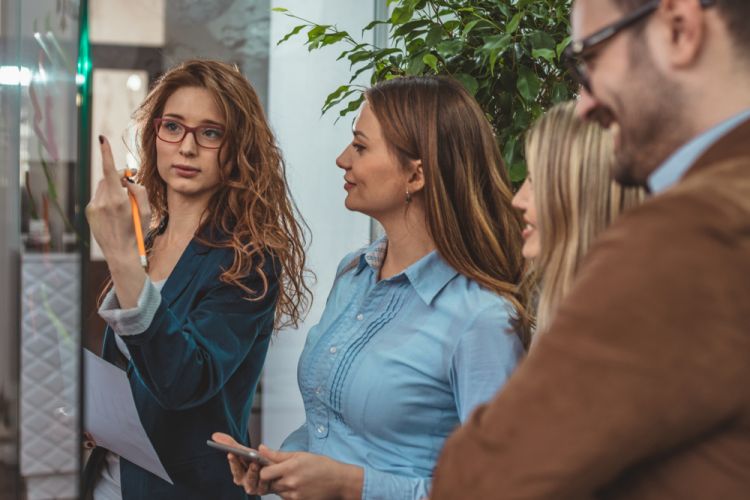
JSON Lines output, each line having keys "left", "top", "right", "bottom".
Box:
{"left": 98, "top": 135, "right": 121, "bottom": 184}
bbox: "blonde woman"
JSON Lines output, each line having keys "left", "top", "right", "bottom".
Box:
{"left": 512, "top": 100, "right": 644, "bottom": 336}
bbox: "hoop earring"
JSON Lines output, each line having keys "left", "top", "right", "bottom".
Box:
{"left": 405, "top": 189, "right": 412, "bottom": 204}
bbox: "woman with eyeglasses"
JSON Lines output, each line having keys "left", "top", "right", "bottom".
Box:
{"left": 83, "top": 59, "right": 311, "bottom": 500}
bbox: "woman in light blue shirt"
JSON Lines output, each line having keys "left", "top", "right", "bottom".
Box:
{"left": 214, "top": 75, "right": 530, "bottom": 500}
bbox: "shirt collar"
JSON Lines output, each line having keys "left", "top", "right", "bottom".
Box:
{"left": 356, "top": 237, "right": 459, "bottom": 306}
{"left": 648, "top": 108, "right": 750, "bottom": 194}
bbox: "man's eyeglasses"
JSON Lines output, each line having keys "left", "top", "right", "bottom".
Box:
{"left": 154, "top": 118, "right": 225, "bottom": 149}
{"left": 564, "top": 0, "right": 716, "bottom": 93}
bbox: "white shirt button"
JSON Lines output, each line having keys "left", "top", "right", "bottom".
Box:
{"left": 356, "top": 313, "right": 364, "bottom": 321}
{"left": 315, "top": 386, "right": 322, "bottom": 395}
{"left": 316, "top": 425, "right": 326, "bottom": 434}
{"left": 329, "top": 346, "right": 337, "bottom": 354}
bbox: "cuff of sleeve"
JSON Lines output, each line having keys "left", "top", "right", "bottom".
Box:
{"left": 279, "top": 425, "right": 309, "bottom": 452}
{"left": 98, "top": 277, "right": 161, "bottom": 336}
{"left": 362, "top": 466, "right": 430, "bottom": 500}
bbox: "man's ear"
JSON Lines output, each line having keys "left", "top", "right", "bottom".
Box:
{"left": 656, "top": 0, "right": 707, "bottom": 68}
{"left": 406, "top": 159, "right": 425, "bottom": 194}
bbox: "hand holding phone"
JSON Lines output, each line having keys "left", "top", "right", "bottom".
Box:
{"left": 206, "top": 439, "right": 272, "bottom": 467}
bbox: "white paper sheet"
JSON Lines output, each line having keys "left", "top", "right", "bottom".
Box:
{"left": 84, "top": 349, "right": 173, "bottom": 484}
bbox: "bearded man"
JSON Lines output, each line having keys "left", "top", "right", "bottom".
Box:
{"left": 431, "top": 1, "right": 750, "bottom": 498}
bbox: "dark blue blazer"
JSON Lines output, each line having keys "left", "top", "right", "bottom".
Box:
{"left": 100, "top": 238, "right": 276, "bottom": 500}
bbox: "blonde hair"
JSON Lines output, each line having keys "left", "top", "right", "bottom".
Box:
{"left": 526, "top": 101, "right": 644, "bottom": 336}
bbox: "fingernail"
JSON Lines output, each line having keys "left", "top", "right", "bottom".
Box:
{"left": 98, "top": 135, "right": 104, "bottom": 144}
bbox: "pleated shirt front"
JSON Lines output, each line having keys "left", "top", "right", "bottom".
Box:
{"left": 282, "top": 238, "right": 524, "bottom": 500}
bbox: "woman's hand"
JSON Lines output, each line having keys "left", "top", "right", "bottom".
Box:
{"left": 258, "top": 447, "right": 364, "bottom": 500}
{"left": 86, "top": 135, "right": 150, "bottom": 262}
{"left": 212, "top": 432, "right": 273, "bottom": 495}
{"left": 86, "top": 135, "right": 150, "bottom": 307}
{"left": 213, "top": 432, "right": 364, "bottom": 499}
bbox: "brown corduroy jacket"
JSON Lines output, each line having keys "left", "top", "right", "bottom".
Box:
{"left": 430, "top": 118, "right": 750, "bottom": 499}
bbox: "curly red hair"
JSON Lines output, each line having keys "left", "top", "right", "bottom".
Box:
{"left": 134, "top": 59, "right": 311, "bottom": 330}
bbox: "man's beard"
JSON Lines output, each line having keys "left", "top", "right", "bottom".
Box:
{"left": 610, "top": 45, "right": 690, "bottom": 188}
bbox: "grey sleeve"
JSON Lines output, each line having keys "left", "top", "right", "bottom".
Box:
{"left": 98, "top": 277, "right": 162, "bottom": 336}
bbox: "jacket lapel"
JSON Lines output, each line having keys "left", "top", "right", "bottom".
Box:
{"left": 160, "top": 238, "right": 211, "bottom": 307}
{"left": 685, "top": 116, "right": 750, "bottom": 178}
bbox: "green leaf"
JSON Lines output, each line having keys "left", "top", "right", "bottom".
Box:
{"left": 509, "top": 161, "right": 527, "bottom": 183}
{"left": 338, "top": 95, "right": 365, "bottom": 118}
{"left": 362, "top": 19, "right": 388, "bottom": 33}
{"left": 322, "top": 31, "right": 349, "bottom": 45}
{"left": 532, "top": 48, "right": 556, "bottom": 63}
{"left": 323, "top": 88, "right": 359, "bottom": 113}
{"left": 528, "top": 31, "right": 556, "bottom": 51}
{"left": 307, "top": 25, "right": 328, "bottom": 42}
{"left": 350, "top": 61, "right": 376, "bottom": 82}
{"left": 422, "top": 53, "right": 438, "bottom": 72}
{"left": 462, "top": 18, "right": 488, "bottom": 38}
{"left": 513, "top": 107, "right": 532, "bottom": 131}
{"left": 406, "top": 54, "right": 426, "bottom": 75}
{"left": 455, "top": 73, "right": 479, "bottom": 95}
{"left": 482, "top": 34, "right": 512, "bottom": 52}
{"left": 556, "top": 36, "right": 572, "bottom": 58}
{"left": 443, "top": 20, "right": 461, "bottom": 32}
{"left": 507, "top": 12, "right": 523, "bottom": 34}
{"left": 551, "top": 82, "right": 570, "bottom": 103}
{"left": 406, "top": 37, "right": 426, "bottom": 54}
{"left": 325, "top": 85, "right": 351, "bottom": 102}
{"left": 393, "top": 19, "right": 431, "bottom": 37}
{"left": 348, "top": 50, "right": 374, "bottom": 65}
{"left": 390, "top": 6, "right": 414, "bottom": 25}
{"left": 372, "top": 47, "right": 403, "bottom": 61}
{"left": 425, "top": 24, "right": 443, "bottom": 47}
{"left": 436, "top": 40, "right": 464, "bottom": 57}
{"left": 276, "top": 0, "right": 577, "bottom": 183}
{"left": 517, "top": 65, "right": 541, "bottom": 102}
{"left": 277, "top": 24, "right": 305, "bottom": 46}
{"left": 502, "top": 135, "right": 518, "bottom": 168}
{"left": 271, "top": 7, "right": 288, "bottom": 12}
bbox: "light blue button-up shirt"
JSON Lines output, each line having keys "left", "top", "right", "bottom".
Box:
{"left": 648, "top": 108, "right": 750, "bottom": 194}
{"left": 281, "top": 238, "right": 524, "bottom": 500}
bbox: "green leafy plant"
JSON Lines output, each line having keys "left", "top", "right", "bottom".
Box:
{"left": 274, "top": 0, "right": 575, "bottom": 181}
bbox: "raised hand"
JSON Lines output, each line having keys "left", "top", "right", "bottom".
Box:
{"left": 85, "top": 135, "right": 149, "bottom": 307}
{"left": 86, "top": 135, "right": 150, "bottom": 260}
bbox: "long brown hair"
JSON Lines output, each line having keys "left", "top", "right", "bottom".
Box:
{"left": 525, "top": 101, "right": 644, "bottom": 337}
{"left": 365, "top": 76, "right": 531, "bottom": 346}
{"left": 134, "top": 59, "right": 311, "bottom": 330}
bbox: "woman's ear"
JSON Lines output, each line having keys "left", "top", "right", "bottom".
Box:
{"left": 406, "top": 159, "right": 425, "bottom": 194}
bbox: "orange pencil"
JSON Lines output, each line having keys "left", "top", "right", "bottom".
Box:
{"left": 124, "top": 168, "right": 147, "bottom": 268}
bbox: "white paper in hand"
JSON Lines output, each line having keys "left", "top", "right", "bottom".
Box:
{"left": 84, "top": 349, "right": 173, "bottom": 484}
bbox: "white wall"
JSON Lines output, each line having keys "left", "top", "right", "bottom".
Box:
{"left": 262, "top": 0, "right": 375, "bottom": 449}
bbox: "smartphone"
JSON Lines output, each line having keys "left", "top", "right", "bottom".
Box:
{"left": 206, "top": 440, "right": 271, "bottom": 466}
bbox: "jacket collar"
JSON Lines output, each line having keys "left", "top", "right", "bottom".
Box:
{"left": 159, "top": 238, "right": 211, "bottom": 306}
{"left": 684, "top": 114, "right": 750, "bottom": 180}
